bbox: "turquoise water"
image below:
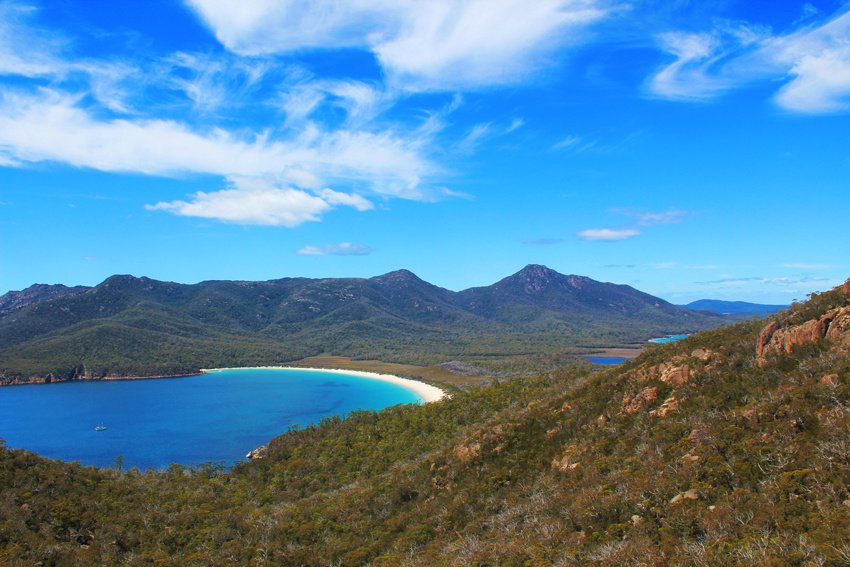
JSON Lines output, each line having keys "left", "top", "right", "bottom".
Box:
{"left": 648, "top": 334, "right": 690, "bottom": 344}
{"left": 583, "top": 356, "right": 630, "bottom": 365}
{"left": 0, "top": 368, "right": 421, "bottom": 470}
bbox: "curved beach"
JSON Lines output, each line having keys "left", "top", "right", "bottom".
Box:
{"left": 200, "top": 366, "right": 447, "bottom": 403}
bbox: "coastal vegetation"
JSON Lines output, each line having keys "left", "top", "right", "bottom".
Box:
{"left": 1, "top": 281, "right": 848, "bottom": 564}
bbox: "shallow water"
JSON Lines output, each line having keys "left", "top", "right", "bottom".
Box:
{"left": 583, "top": 356, "right": 630, "bottom": 365}
{"left": 648, "top": 334, "right": 689, "bottom": 344}
{"left": 0, "top": 368, "right": 421, "bottom": 469}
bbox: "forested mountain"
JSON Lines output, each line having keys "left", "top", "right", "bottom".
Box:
{"left": 0, "top": 266, "right": 722, "bottom": 382}
{"left": 1, "top": 280, "right": 847, "bottom": 564}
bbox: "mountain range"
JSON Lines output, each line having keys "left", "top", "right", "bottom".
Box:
{"left": 0, "top": 265, "right": 723, "bottom": 382}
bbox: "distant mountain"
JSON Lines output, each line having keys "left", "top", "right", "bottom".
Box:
{"left": 683, "top": 299, "right": 787, "bottom": 317}
{"left": 0, "top": 265, "right": 724, "bottom": 382}
{"left": 0, "top": 283, "right": 90, "bottom": 316}
{"left": 458, "top": 265, "right": 702, "bottom": 323}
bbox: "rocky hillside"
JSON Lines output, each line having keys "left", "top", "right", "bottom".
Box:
{"left": 0, "top": 266, "right": 722, "bottom": 382}
{"left": 0, "top": 283, "right": 90, "bottom": 316}
{"left": 0, "top": 280, "right": 847, "bottom": 565}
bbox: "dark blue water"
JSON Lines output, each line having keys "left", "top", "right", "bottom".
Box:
{"left": 583, "top": 356, "right": 630, "bottom": 365}
{"left": 0, "top": 368, "right": 421, "bottom": 470}
{"left": 648, "top": 334, "right": 690, "bottom": 344}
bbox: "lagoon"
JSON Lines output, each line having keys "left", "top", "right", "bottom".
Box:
{"left": 583, "top": 356, "right": 630, "bottom": 365}
{"left": 0, "top": 368, "right": 423, "bottom": 470}
{"left": 648, "top": 334, "right": 689, "bottom": 344}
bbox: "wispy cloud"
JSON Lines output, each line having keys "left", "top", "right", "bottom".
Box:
{"left": 297, "top": 242, "right": 372, "bottom": 256}
{"left": 697, "top": 275, "right": 832, "bottom": 286}
{"left": 781, "top": 263, "right": 829, "bottom": 269}
{"left": 551, "top": 134, "right": 582, "bottom": 150}
{"left": 610, "top": 208, "right": 692, "bottom": 225}
{"left": 649, "top": 7, "right": 850, "bottom": 113}
{"left": 577, "top": 228, "right": 641, "bottom": 241}
{"left": 0, "top": 89, "right": 439, "bottom": 200}
{"left": 185, "top": 0, "right": 612, "bottom": 92}
{"left": 523, "top": 237, "right": 564, "bottom": 246}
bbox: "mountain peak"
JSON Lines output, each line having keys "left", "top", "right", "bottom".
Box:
{"left": 371, "top": 269, "right": 423, "bottom": 284}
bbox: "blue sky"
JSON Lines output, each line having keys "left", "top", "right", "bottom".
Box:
{"left": 1, "top": 0, "right": 848, "bottom": 303}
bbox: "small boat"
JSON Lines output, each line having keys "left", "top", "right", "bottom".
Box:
{"left": 95, "top": 425, "right": 107, "bottom": 432}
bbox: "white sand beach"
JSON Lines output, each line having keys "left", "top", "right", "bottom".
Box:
{"left": 200, "top": 366, "right": 447, "bottom": 403}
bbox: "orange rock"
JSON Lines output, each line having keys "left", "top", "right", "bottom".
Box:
{"left": 621, "top": 386, "right": 658, "bottom": 414}
{"left": 670, "top": 489, "right": 700, "bottom": 504}
{"left": 452, "top": 442, "right": 481, "bottom": 463}
{"left": 552, "top": 455, "right": 580, "bottom": 473}
{"left": 651, "top": 395, "right": 681, "bottom": 418}
{"left": 691, "top": 348, "right": 713, "bottom": 361}
{"left": 757, "top": 306, "right": 850, "bottom": 366}
{"left": 660, "top": 364, "right": 691, "bottom": 386}
{"left": 821, "top": 374, "right": 840, "bottom": 386}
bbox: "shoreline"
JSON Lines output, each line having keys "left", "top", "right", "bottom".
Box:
{"left": 201, "top": 365, "right": 448, "bottom": 404}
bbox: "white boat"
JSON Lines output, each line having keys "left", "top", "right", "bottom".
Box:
{"left": 95, "top": 425, "right": 107, "bottom": 432}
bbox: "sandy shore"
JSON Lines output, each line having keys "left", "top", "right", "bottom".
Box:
{"left": 200, "top": 366, "right": 448, "bottom": 403}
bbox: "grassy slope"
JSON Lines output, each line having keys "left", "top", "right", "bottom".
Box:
{"left": 0, "top": 287, "right": 848, "bottom": 565}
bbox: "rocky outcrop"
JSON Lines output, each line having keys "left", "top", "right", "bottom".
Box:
{"left": 669, "top": 489, "right": 700, "bottom": 505}
{"left": 650, "top": 394, "right": 681, "bottom": 418}
{"left": 620, "top": 386, "right": 658, "bottom": 415}
{"left": 757, "top": 306, "right": 850, "bottom": 366}
{"left": 245, "top": 445, "right": 268, "bottom": 460}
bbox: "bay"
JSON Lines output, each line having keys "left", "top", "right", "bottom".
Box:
{"left": 0, "top": 368, "right": 421, "bottom": 470}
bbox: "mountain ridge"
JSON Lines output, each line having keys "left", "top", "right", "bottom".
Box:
{"left": 0, "top": 265, "right": 724, "bottom": 382}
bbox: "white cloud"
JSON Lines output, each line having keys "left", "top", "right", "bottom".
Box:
{"left": 768, "top": 13, "right": 850, "bottom": 112}
{"left": 649, "top": 32, "right": 733, "bottom": 100}
{"left": 373, "top": 0, "right": 609, "bottom": 91}
{"left": 577, "top": 228, "right": 641, "bottom": 241}
{"left": 0, "top": 89, "right": 437, "bottom": 198}
{"left": 185, "top": 0, "right": 612, "bottom": 91}
{"left": 0, "top": 3, "right": 66, "bottom": 78}
{"left": 146, "top": 177, "right": 332, "bottom": 227}
{"left": 297, "top": 242, "right": 373, "bottom": 256}
{"left": 319, "top": 188, "right": 373, "bottom": 211}
{"left": 649, "top": 8, "right": 850, "bottom": 113}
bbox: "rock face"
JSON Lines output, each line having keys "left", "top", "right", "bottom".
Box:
{"left": 757, "top": 306, "right": 850, "bottom": 366}
{"left": 620, "top": 387, "right": 658, "bottom": 415}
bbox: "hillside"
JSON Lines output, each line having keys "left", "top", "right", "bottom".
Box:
{"left": 0, "top": 266, "right": 723, "bottom": 382}
{"left": 684, "top": 299, "right": 788, "bottom": 317}
{"left": 0, "top": 280, "right": 847, "bottom": 564}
